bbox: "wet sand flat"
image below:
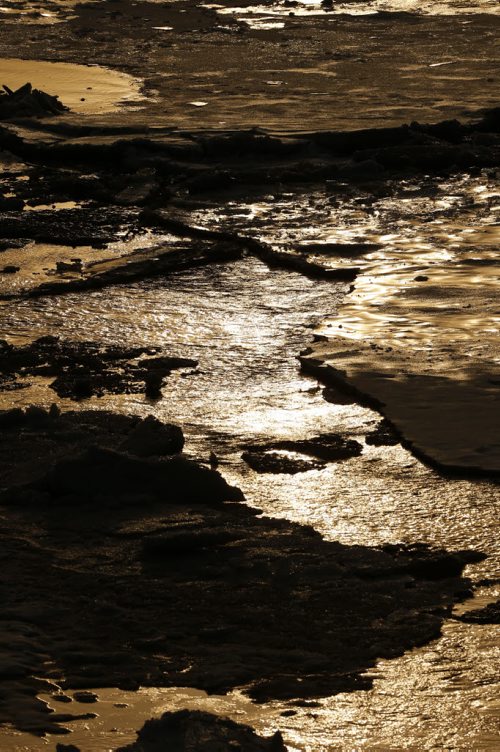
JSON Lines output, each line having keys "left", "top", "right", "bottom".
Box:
{"left": 0, "top": 2, "right": 498, "bottom": 130}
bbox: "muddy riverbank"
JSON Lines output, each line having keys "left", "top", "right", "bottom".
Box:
{"left": 0, "top": 0, "right": 499, "bottom": 131}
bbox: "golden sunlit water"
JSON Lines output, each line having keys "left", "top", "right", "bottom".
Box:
{"left": 209, "top": 0, "right": 500, "bottom": 26}
{"left": 0, "top": 0, "right": 499, "bottom": 749}
{"left": 0, "top": 248, "right": 498, "bottom": 748}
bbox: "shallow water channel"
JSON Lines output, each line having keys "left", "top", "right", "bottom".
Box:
{"left": 0, "top": 252, "right": 499, "bottom": 750}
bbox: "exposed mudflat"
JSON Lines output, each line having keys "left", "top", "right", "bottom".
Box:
{"left": 0, "top": 0, "right": 499, "bottom": 130}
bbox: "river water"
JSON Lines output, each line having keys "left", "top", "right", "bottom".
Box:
{"left": 0, "top": 0, "right": 499, "bottom": 748}
{"left": 1, "top": 248, "right": 499, "bottom": 749}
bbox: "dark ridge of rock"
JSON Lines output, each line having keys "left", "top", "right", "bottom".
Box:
{"left": 365, "top": 418, "right": 400, "bottom": 447}
{"left": 456, "top": 599, "right": 500, "bottom": 624}
{"left": 198, "top": 131, "right": 305, "bottom": 159}
{"left": 296, "top": 241, "right": 381, "bottom": 257}
{"left": 0, "top": 83, "right": 68, "bottom": 121}
{"left": 322, "top": 386, "right": 356, "bottom": 405}
{"left": 119, "top": 415, "right": 185, "bottom": 457}
{"left": 2, "top": 445, "right": 244, "bottom": 505}
{"left": 311, "top": 124, "right": 414, "bottom": 154}
{"left": 1, "top": 113, "right": 499, "bottom": 203}
{"left": 244, "top": 434, "right": 363, "bottom": 464}
{"left": 242, "top": 450, "right": 325, "bottom": 474}
{"left": 377, "top": 543, "right": 486, "bottom": 581}
{"left": 0, "top": 336, "right": 197, "bottom": 399}
{"left": 253, "top": 245, "right": 360, "bottom": 282}
{"left": 116, "top": 710, "right": 288, "bottom": 752}
{"left": 0, "top": 408, "right": 185, "bottom": 489}
{"left": 23, "top": 239, "right": 243, "bottom": 300}
{"left": 73, "top": 691, "right": 98, "bottom": 704}
{"left": 141, "top": 211, "right": 360, "bottom": 283}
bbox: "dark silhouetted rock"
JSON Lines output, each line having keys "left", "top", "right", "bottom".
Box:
{"left": 365, "top": 418, "right": 400, "bottom": 447}
{"left": 0, "top": 336, "right": 196, "bottom": 399}
{"left": 120, "top": 415, "right": 184, "bottom": 457}
{"left": 244, "top": 433, "right": 363, "bottom": 465}
{"left": 73, "top": 690, "right": 98, "bottom": 704}
{"left": 242, "top": 450, "right": 324, "bottom": 474}
{"left": 0, "top": 83, "right": 68, "bottom": 120}
{"left": 116, "top": 710, "right": 288, "bottom": 752}
{"left": 144, "top": 371, "right": 164, "bottom": 399}
{"left": 4, "top": 445, "right": 244, "bottom": 505}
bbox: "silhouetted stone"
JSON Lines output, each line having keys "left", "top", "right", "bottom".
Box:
{"left": 3, "top": 445, "right": 244, "bottom": 505}
{"left": 116, "top": 710, "right": 288, "bottom": 752}
{"left": 120, "top": 415, "right": 184, "bottom": 457}
{"left": 0, "top": 337, "right": 197, "bottom": 399}
{"left": 244, "top": 434, "right": 363, "bottom": 465}
{"left": 365, "top": 418, "right": 400, "bottom": 447}
{"left": 73, "top": 690, "right": 98, "bottom": 704}
{"left": 0, "top": 83, "right": 68, "bottom": 120}
{"left": 144, "top": 371, "right": 164, "bottom": 399}
{"left": 242, "top": 450, "right": 324, "bottom": 474}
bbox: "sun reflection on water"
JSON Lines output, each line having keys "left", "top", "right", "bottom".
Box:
{"left": 0, "top": 171, "right": 499, "bottom": 750}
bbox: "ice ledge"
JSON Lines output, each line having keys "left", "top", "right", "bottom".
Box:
{"left": 301, "top": 338, "right": 500, "bottom": 476}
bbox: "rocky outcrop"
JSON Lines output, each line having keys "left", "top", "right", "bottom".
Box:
{"left": 116, "top": 710, "right": 287, "bottom": 752}
{"left": 3, "top": 444, "right": 244, "bottom": 505}
{"left": 242, "top": 433, "right": 363, "bottom": 473}
{"left": 119, "top": 415, "right": 184, "bottom": 457}
{"left": 0, "top": 336, "right": 197, "bottom": 400}
{"left": 0, "top": 83, "right": 67, "bottom": 120}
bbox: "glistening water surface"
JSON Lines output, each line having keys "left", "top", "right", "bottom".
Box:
{"left": 209, "top": 0, "right": 500, "bottom": 28}
{"left": 0, "top": 254, "right": 499, "bottom": 750}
